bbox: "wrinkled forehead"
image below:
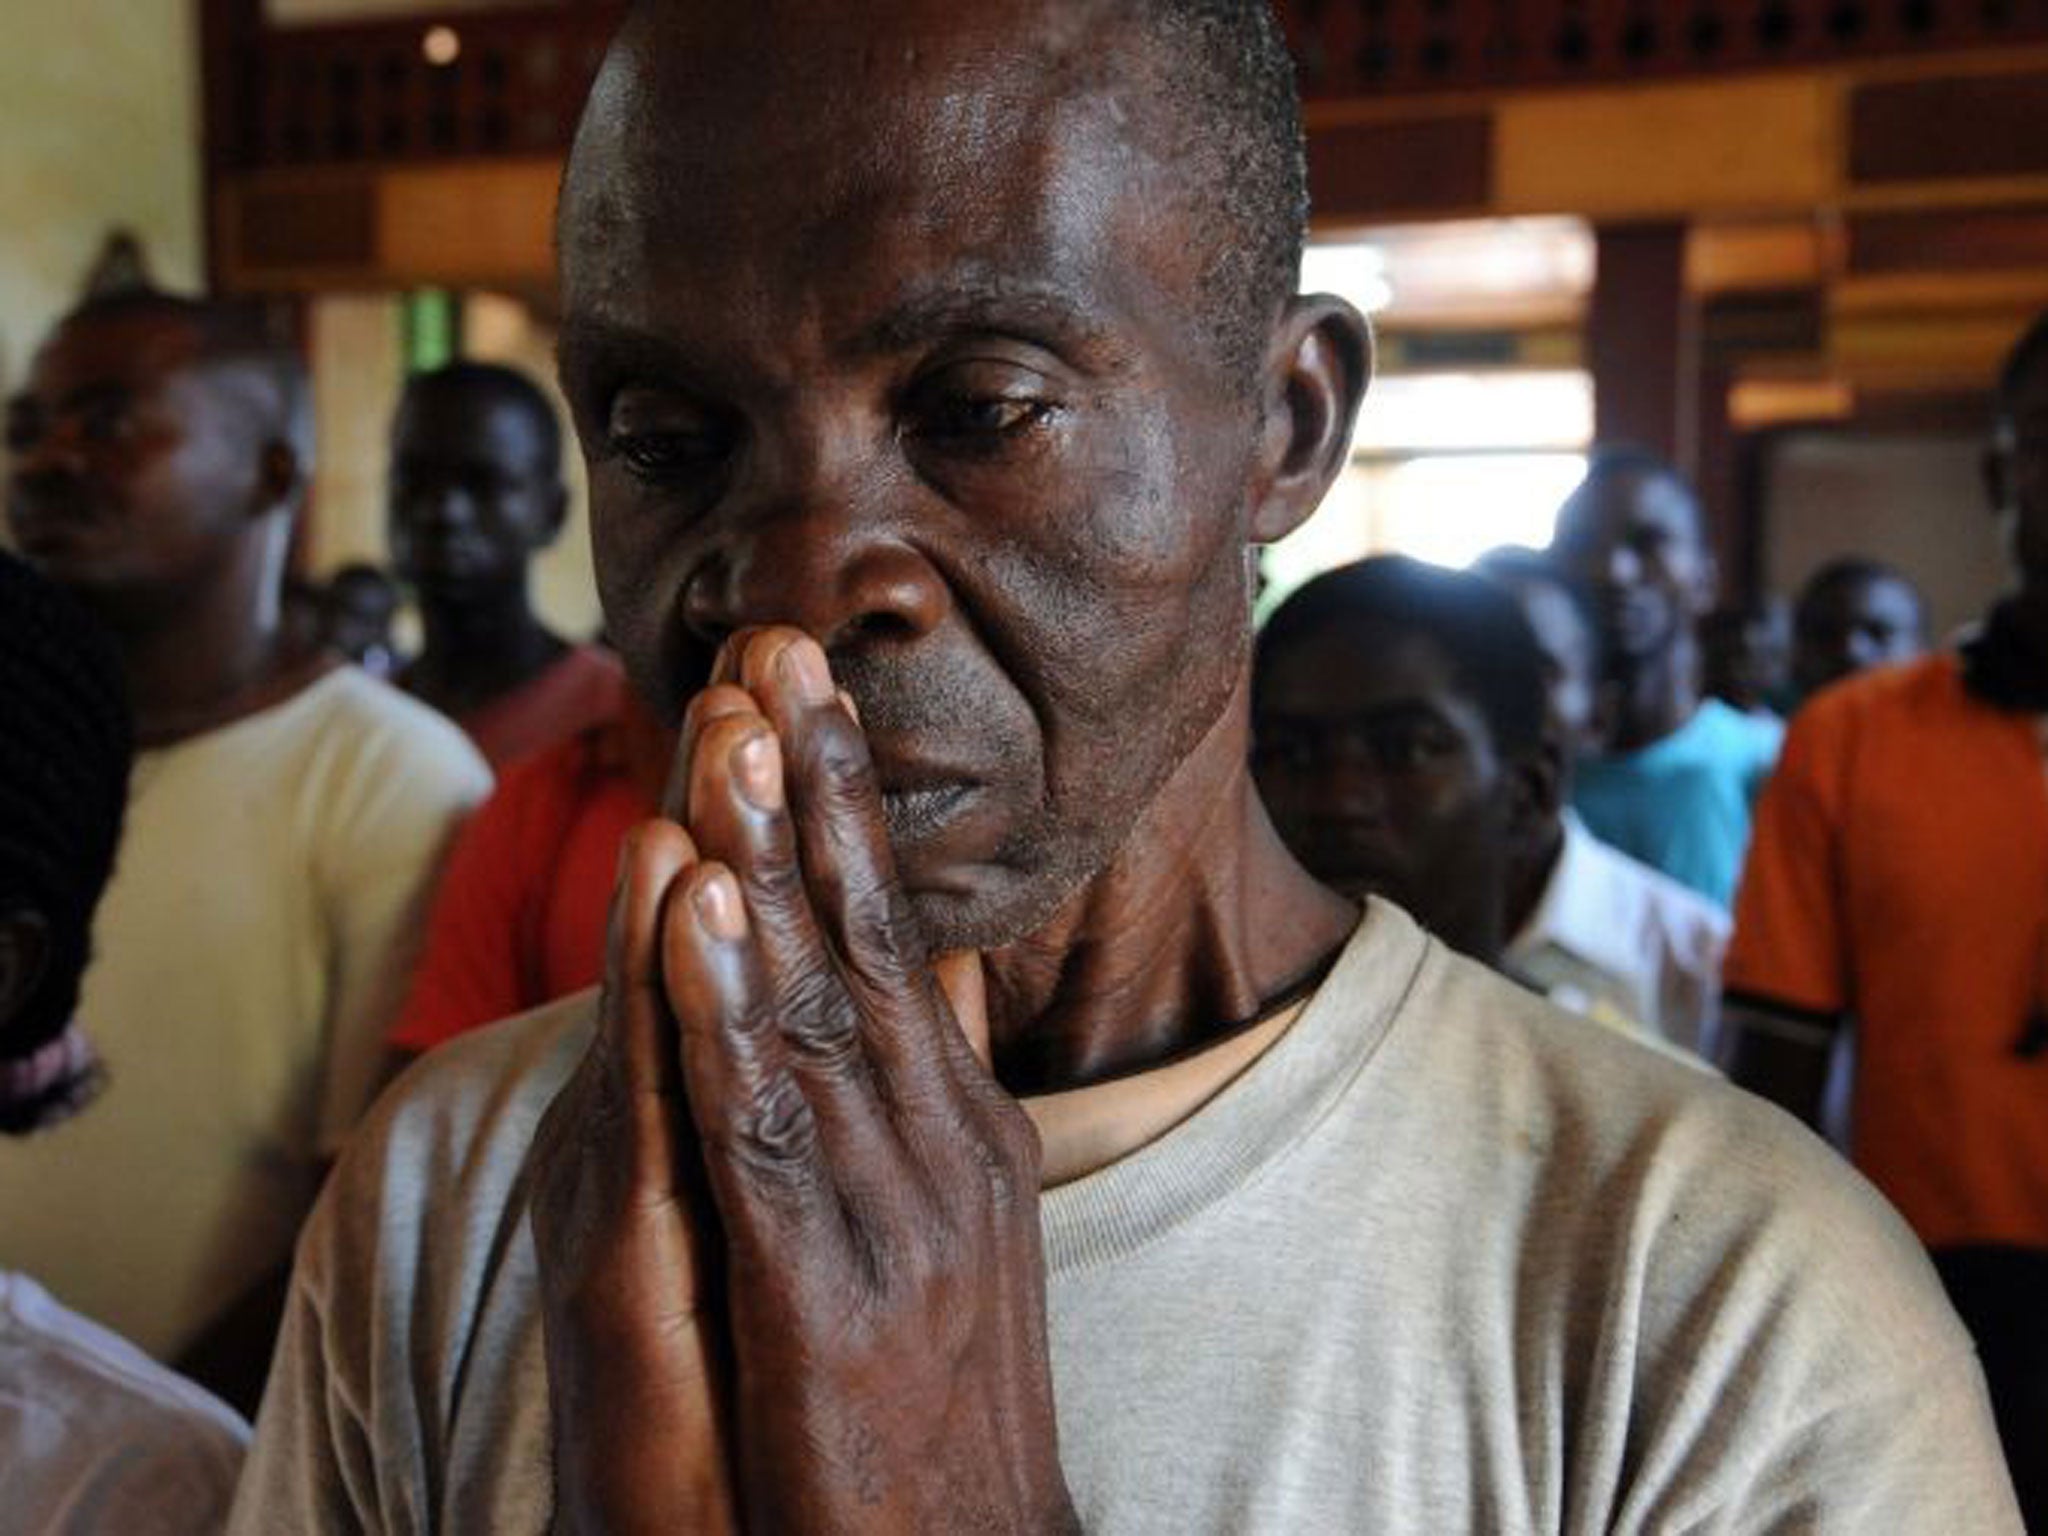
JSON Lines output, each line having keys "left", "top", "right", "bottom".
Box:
{"left": 558, "top": 2, "right": 1179, "bottom": 351}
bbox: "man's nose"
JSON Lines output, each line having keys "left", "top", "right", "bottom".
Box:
{"left": 406, "top": 483, "right": 476, "bottom": 533}
{"left": 680, "top": 455, "right": 951, "bottom": 655}
{"left": 1602, "top": 542, "right": 1643, "bottom": 586}
{"left": 1314, "top": 744, "right": 1390, "bottom": 818}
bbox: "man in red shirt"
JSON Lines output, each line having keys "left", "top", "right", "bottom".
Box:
{"left": 390, "top": 362, "right": 624, "bottom": 768}
{"left": 1724, "top": 312, "right": 2048, "bottom": 1525}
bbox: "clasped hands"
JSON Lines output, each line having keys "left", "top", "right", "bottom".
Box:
{"left": 530, "top": 626, "right": 1078, "bottom": 1534}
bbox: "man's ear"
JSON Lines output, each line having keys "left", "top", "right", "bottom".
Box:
{"left": 255, "top": 439, "right": 304, "bottom": 521}
{"left": 1985, "top": 443, "right": 2010, "bottom": 515}
{"left": 0, "top": 910, "right": 52, "bottom": 1036}
{"left": 1249, "top": 294, "right": 1373, "bottom": 544}
{"left": 1505, "top": 737, "right": 1563, "bottom": 856}
{"left": 1687, "top": 548, "right": 1722, "bottom": 620}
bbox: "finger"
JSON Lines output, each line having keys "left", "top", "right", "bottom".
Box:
{"left": 668, "top": 684, "right": 762, "bottom": 821}
{"left": 601, "top": 820, "right": 699, "bottom": 1185}
{"left": 934, "top": 950, "right": 991, "bottom": 1071}
{"left": 665, "top": 861, "right": 849, "bottom": 1265}
{"left": 686, "top": 710, "right": 897, "bottom": 1131}
{"left": 751, "top": 637, "right": 958, "bottom": 1105}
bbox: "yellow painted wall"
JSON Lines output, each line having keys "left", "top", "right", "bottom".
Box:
{"left": 0, "top": 0, "right": 203, "bottom": 399}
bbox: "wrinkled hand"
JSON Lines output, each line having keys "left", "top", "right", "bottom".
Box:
{"left": 531, "top": 627, "right": 1075, "bottom": 1534}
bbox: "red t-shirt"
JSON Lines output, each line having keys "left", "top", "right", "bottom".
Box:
{"left": 458, "top": 644, "right": 628, "bottom": 771}
{"left": 390, "top": 699, "right": 669, "bottom": 1052}
{"left": 1726, "top": 653, "right": 2048, "bottom": 1248}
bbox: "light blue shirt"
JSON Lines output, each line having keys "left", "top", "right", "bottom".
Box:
{"left": 1572, "top": 699, "right": 1784, "bottom": 910}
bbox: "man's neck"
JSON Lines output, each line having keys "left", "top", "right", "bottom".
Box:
{"left": 982, "top": 684, "right": 1357, "bottom": 1099}
{"left": 1610, "top": 635, "right": 1701, "bottom": 752}
{"left": 1504, "top": 821, "right": 1566, "bottom": 943}
{"left": 104, "top": 558, "right": 316, "bottom": 750}
{"left": 408, "top": 581, "right": 567, "bottom": 715}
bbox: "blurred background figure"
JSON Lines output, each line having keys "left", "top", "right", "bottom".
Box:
{"left": 0, "top": 289, "right": 490, "bottom": 1413}
{"left": 0, "top": 549, "right": 249, "bottom": 1533}
{"left": 1790, "top": 557, "right": 1929, "bottom": 703}
{"left": 1475, "top": 548, "right": 1728, "bottom": 1051}
{"left": 1254, "top": 556, "right": 1555, "bottom": 968}
{"left": 1723, "top": 312, "right": 2048, "bottom": 1528}
{"left": 1700, "top": 596, "right": 1792, "bottom": 718}
{"left": 321, "top": 561, "right": 404, "bottom": 679}
{"left": 389, "top": 361, "right": 623, "bottom": 768}
{"left": 1549, "top": 448, "right": 1782, "bottom": 908}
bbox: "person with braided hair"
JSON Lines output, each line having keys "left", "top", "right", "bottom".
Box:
{"left": 0, "top": 549, "right": 249, "bottom": 1533}
{"left": 1, "top": 288, "right": 492, "bottom": 1412}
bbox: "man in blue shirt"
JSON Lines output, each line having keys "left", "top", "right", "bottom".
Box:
{"left": 1549, "top": 448, "right": 1781, "bottom": 907}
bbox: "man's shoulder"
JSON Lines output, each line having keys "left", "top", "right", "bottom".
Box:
{"left": 1690, "top": 698, "right": 1784, "bottom": 762}
{"left": 327, "top": 991, "right": 596, "bottom": 1238}
{"left": 296, "top": 666, "right": 491, "bottom": 771}
{"left": 1551, "top": 820, "right": 1729, "bottom": 952}
{"left": 0, "top": 1272, "right": 248, "bottom": 1523}
{"left": 1411, "top": 951, "right": 1961, "bottom": 1355}
{"left": 1799, "top": 652, "right": 1959, "bottom": 735}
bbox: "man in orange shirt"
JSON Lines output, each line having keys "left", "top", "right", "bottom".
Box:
{"left": 1724, "top": 312, "right": 2048, "bottom": 1526}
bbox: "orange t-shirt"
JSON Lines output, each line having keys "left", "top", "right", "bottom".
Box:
{"left": 1726, "top": 652, "right": 2048, "bottom": 1248}
{"left": 390, "top": 698, "right": 670, "bottom": 1052}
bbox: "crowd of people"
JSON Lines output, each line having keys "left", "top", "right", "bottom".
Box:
{"left": 0, "top": 2, "right": 2040, "bottom": 1531}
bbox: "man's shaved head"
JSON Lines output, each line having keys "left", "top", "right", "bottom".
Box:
{"left": 571, "top": 0, "right": 1307, "bottom": 381}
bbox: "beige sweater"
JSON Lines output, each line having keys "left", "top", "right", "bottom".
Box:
{"left": 232, "top": 902, "right": 2021, "bottom": 1533}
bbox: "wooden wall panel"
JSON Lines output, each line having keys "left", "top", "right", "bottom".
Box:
{"left": 1495, "top": 76, "right": 1834, "bottom": 217}
{"left": 1850, "top": 72, "right": 2048, "bottom": 184}
{"left": 1306, "top": 114, "right": 1491, "bottom": 224}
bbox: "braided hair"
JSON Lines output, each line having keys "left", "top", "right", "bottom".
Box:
{"left": 0, "top": 549, "right": 133, "bottom": 1063}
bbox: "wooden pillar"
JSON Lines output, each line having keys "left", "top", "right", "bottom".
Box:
{"left": 1588, "top": 222, "right": 1697, "bottom": 474}
{"left": 198, "top": 0, "right": 264, "bottom": 292}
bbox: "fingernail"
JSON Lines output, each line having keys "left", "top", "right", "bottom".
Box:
{"left": 732, "top": 732, "right": 784, "bottom": 811}
{"left": 836, "top": 688, "right": 862, "bottom": 726}
{"left": 694, "top": 868, "right": 747, "bottom": 940}
{"left": 779, "top": 639, "right": 834, "bottom": 706}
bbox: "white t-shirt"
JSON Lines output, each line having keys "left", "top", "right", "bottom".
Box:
{"left": 1506, "top": 810, "right": 1730, "bottom": 1053}
{"left": 0, "top": 1271, "right": 247, "bottom": 1535}
{"left": 0, "top": 668, "right": 491, "bottom": 1360}
{"left": 230, "top": 902, "right": 2019, "bottom": 1533}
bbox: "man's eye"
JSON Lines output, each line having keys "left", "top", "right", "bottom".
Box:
{"left": 603, "top": 389, "right": 732, "bottom": 486}
{"left": 611, "top": 430, "right": 726, "bottom": 482}
{"left": 904, "top": 362, "right": 1061, "bottom": 454}
{"left": 1370, "top": 727, "right": 1454, "bottom": 771}
{"left": 79, "top": 399, "right": 134, "bottom": 446}
{"left": 922, "top": 395, "right": 1049, "bottom": 440}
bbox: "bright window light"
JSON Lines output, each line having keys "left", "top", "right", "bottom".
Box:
{"left": 1355, "top": 372, "right": 1591, "bottom": 453}
{"left": 1258, "top": 369, "right": 1593, "bottom": 614}
{"left": 1374, "top": 452, "right": 1588, "bottom": 568}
